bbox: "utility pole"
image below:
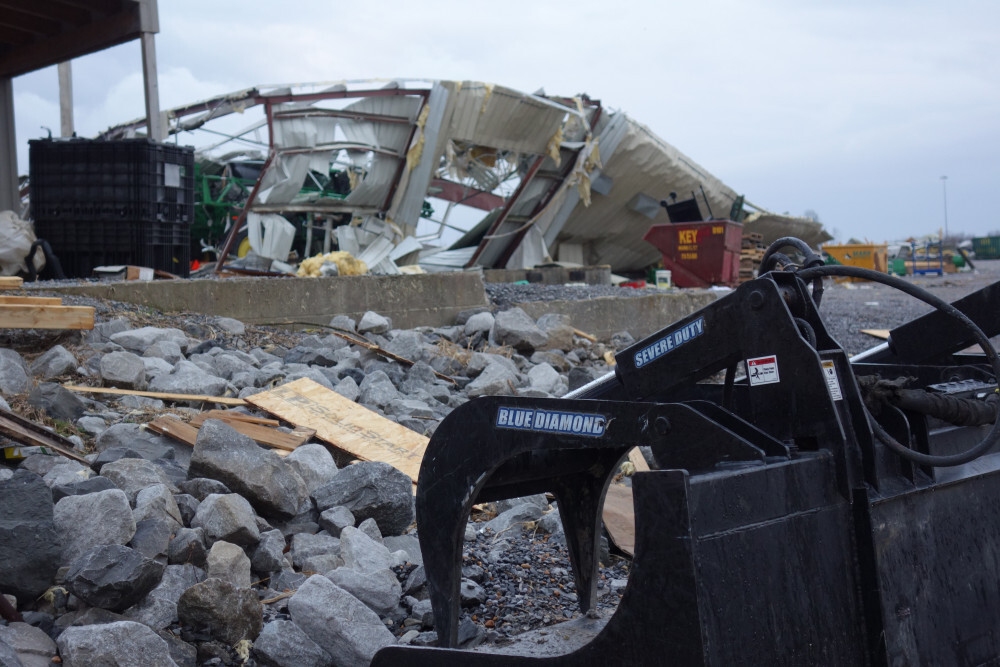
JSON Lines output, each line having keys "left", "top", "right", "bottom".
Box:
{"left": 940, "top": 175, "right": 949, "bottom": 241}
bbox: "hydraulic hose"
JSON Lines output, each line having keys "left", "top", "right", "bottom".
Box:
{"left": 796, "top": 263, "right": 1000, "bottom": 467}
{"left": 761, "top": 237, "right": 826, "bottom": 306}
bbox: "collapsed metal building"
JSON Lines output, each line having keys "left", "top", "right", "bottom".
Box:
{"left": 100, "top": 79, "right": 829, "bottom": 274}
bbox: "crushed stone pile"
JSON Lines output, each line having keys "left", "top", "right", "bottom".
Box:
{"left": 0, "top": 301, "right": 630, "bottom": 666}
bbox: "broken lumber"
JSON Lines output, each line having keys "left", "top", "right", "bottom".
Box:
{"left": 147, "top": 415, "right": 314, "bottom": 452}
{"left": 63, "top": 385, "right": 246, "bottom": 406}
{"left": 0, "top": 409, "right": 92, "bottom": 467}
{"left": 0, "top": 304, "right": 95, "bottom": 330}
{"left": 573, "top": 328, "right": 597, "bottom": 343}
{"left": 246, "top": 377, "right": 428, "bottom": 483}
{"left": 188, "top": 410, "right": 280, "bottom": 428}
{"left": 602, "top": 484, "right": 635, "bottom": 557}
{"left": 861, "top": 329, "right": 890, "bottom": 340}
{"left": 0, "top": 277, "right": 23, "bottom": 289}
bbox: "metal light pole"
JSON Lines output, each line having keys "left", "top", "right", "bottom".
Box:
{"left": 940, "top": 175, "right": 949, "bottom": 240}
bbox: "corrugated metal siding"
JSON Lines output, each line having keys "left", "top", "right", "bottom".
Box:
{"left": 448, "top": 83, "right": 567, "bottom": 155}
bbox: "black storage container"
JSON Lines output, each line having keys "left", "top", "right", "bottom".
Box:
{"left": 29, "top": 138, "right": 194, "bottom": 278}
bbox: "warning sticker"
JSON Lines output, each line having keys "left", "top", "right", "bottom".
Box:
{"left": 746, "top": 355, "right": 780, "bottom": 386}
{"left": 821, "top": 360, "right": 844, "bottom": 401}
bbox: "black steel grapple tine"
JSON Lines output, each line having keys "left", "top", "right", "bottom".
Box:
{"left": 413, "top": 397, "right": 667, "bottom": 648}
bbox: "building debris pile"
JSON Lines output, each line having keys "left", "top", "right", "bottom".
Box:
{"left": 0, "top": 300, "right": 633, "bottom": 666}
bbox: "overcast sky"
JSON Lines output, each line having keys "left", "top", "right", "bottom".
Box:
{"left": 11, "top": 0, "right": 1000, "bottom": 243}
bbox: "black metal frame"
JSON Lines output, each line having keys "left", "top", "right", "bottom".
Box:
{"left": 374, "top": 268, "right": 1000, "bottom": 666}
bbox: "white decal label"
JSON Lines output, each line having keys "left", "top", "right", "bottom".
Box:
{"left": 821, "top": 360, "right": 844, "bottom": 401}
{"left": 746, "top": 355, "right": 780, "bottom": 386}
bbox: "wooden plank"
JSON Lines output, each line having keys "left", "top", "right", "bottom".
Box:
{"left": 189, "top": 410, "right": 280, "bottom": 428}
{"left": 0, "top": 304, "right": 95, "bottom": 330}
{"left": 627, "top": 447, "right": 650, "bottom": 473}
{"left": 64, "top": 384, "right": 246, "bottom": 406}
{"left": 0, "top": 277, "right": 23, "bottom": 290}
{"left": 151, "top": 413, "right": 314, "bottom": 452}
{"left": 0, "top": 296, "right": 63, "bottom": 305}
{"left": 861, "top": 329, "right": 890, "bottom": 340}
{"left": 146, "top": 416, "right": 199, "bottom": 446}
{"left": 602, "top": 484, "right": 635, "bottom": 557}
{"left": 246, "top": 378, "right": 428, "bottom": 483}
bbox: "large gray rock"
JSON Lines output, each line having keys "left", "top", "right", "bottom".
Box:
{"left": 358, "top": 370, "right": 400, "bottom": 408}
{"left": 124, "top": 564, "right": 205, "bottom": 630}
{"left": 358, "top": 311, "right": 391, "bottom": 335}
{"left": 464, "top": 311, "right": 495, "bottom": 336}
{"left": 0, "top": 471, "right": 60, "bottom": 603}
{"left": 190, "top": 493, "right": 260, "bottom": 547}
{"left": 54, "top": 488, "right": 136, "bottom": 565}
{"left": 492, "top": 307, "right": 548, "bottom": 352}
{"left": 339, "top": 526, "right": 395, "bottom": 573}
{"left": 99, "top": 351, "right": 147, "bottom": 389}
{"left": 287, "top": 575, "right": 394, "bottom": 666}
{"left": 326, "top": 566, "right": 401, "bottom": 616}
{"left": 94, "top": 423, "right": 185, "bottom": 463}
{"left": 0, "top": 635, "right": 24, "bottom": 667}
{"left": 100, "top": 458, "right": 174, "bottom": 505}
{"left": 290, "top": 533, "right": 342, "bottom": 573}
{"left": 167, "top": 527, "right": 208, "bottom": 568}
{"left": 0, "top": 348, "right": 29, "bottom": 395}
{"left": 312, "top": 461, "right": 414, "bottom": 536}
{"left": 318, "top": 506, "right": 354, "bottom": 537}
{"left": 30, "top": 345, "right": 78, "bottom": 380}
{"left": 527, "top": 362, "right": 561, "bottom": 394}
{"left": 85, "top": 318, "right": 130, "bottom": 345}
{"left": 143, "top": 340, "right": 183, "bottom": 364}
{"left": 176, "top": 577, "right": 262, "bottom": 645}
{"left": 536, "top": 312, "right": 575, "bottom": 351}
{"left": 250, "top": 529, "right": 286, "bottom": 574}
{"left": 26, "top": 382, "right": 85, "bottom": 422}
{"left": 64, "top": 544, "right": 165, "bottom": 611}
{"left": 0, "top": 621, "right": 57, "bottom": 667}
{"left": 109, "top": 326, "right": 187, "bottom": 354}
{"left": 283, "top": 443, "right": 338, "bottom": 495}
{"left": 484, "top": 502, "right": 545, "bottom": 535}
{"left": 148, "top": 360, "right": 228, "bottom": 396}
{"left": 206, "top": 541, "right": 251, "bottom": 588}
{"left": 129, "top": 517, "right": 175, "bottom": 561}
{"left": 384, "top": 330, "right": 428, "bottom": 362}
{"left": 189, "top": 419, "right": 307, "bottom": 519}
{"left": 134, "top": 484, "right": 183, "bottom": 527}
{"left": 253, "top": 619, "right": 332, "bottom": 667}
{"left": 41, "top": 460, "right": 91, "bottom": 490}
{"left": 465, "top": 361, "right": 519, "bottom": 398}
{"left": 57, "top": 621, "right": 177, "bottom": 667}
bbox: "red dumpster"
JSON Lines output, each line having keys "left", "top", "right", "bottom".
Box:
{"left": 643, "top": 220, "right": 743, "bottom": 288}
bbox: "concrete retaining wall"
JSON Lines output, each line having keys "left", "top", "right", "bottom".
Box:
{"left": 53, "top": 272, "right": 491, "bottom": 331}
{"left": 515, "top": 290, "right": 721, "bottom": 341}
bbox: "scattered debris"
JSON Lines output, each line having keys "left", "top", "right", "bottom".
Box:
{"left": 62, "top": 384, "right": 246, "bottom": 406}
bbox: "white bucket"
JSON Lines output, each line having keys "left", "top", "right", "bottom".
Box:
{"left": 655, "top": 269, "right": 672, "bottom": 289}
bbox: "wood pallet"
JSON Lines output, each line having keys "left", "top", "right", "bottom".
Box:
{"left": 0, "top": 277, "right": 95, "bottom": 330}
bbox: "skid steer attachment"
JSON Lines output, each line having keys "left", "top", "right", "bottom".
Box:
{"left": 373, "top": 239, "right": 1000, "bottom": 666}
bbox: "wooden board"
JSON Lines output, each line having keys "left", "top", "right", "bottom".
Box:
{"left": 0, "top": 277, "right": 23, "bottom": 290}
{"left": 189, "top": 410, "right": 280, "bottom": 428}
{"left": 0, "top": 304, "right": 94, "bottom": 330}
{"left": 861, "top": 329, "right": 890, "bottom": 340}
{"left": 64, "top": 384, "right": 246, "bottom": 406}
{"left": 146, "top": 416, "right": 199, "bottom": 446}
{"left": 627, "top": 447, "right": 650, "bottom": 472}
{"left": 602, "top": 483, "right": 635, "bottom": 557}
{"left": 147, "top": 414, "right": 313, "bottom": 452}
{"left": 246, "top": 378, "right": 428, "bottom": 483}
{"left": 0, "top": 296, "right": 63, "bottom": 305}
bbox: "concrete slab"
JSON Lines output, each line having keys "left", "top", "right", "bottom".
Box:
{"left": 51, "top": 272, "right": 491, "bottom": 331}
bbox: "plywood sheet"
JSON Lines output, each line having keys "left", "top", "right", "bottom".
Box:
{"left": 602, "top": 483, "right": 635, "bottom": 557}
{"left": 246, "top": 378, "right": 428, "bottom": 483}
